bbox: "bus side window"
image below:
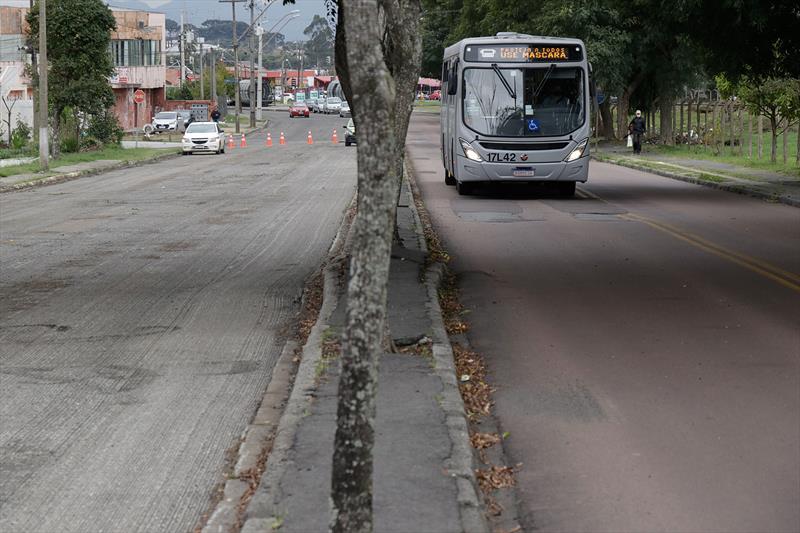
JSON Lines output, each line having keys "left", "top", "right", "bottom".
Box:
{"left": 447, "top": 59, "right": 459, "bottom": 96}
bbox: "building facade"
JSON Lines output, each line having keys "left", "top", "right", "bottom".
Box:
{"left": 0, "top": 6, "right": 34, "bottom": 137}
{"left": 108, "top": 7, "right": 167, "bottom": 130}
{"left": 0, "top": 4, "right": 167, "bottom": 134}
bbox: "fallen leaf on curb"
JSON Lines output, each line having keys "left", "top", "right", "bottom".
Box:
{"left": 460, "top": 374, "right": 471, "bottom": 382}
{"left": 471, "top": 432, "right": 501, "bottom": 450}
{"left": 476, "top": 465, "right": 516, "bottom": 492}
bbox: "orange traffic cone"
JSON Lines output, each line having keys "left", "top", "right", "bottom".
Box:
{"left": 240, "top": 134, "right": 247, "bottom": 148}
{"left": 307, "top": 131, "right": 313, "bottom": 145}
{"left": 332, "top": 129, "right": 338, "bottom": 144}
{"left": 279, "top": 132, "right": 286, "bottom": 145}
{"left": 266, "top": 132, "right": 273, "bottom": 147}
{"left": 227, "top": 135, "right": 235, "bottom": 150}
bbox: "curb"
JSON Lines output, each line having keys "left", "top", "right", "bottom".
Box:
{"left": 0, "top": 150, "right": 181, "bottom": 194}
{"left": 404, "top": 165, "right": 488, "bottom": 533}
{"left": 239, "top": 264, "right": 341, "bottom": 533}
{"left": 592, "top": 154, "right": 799, "bottom": 208}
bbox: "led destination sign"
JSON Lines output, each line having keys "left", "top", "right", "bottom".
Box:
{"left": 464, "top": 44, "right": 582, "bottom": 63}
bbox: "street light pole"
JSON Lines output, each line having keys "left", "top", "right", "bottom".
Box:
{"left": 219, "top": 0, "right": 246, "bottom": 133}
{"left": 38, "top": 0, "right": 48, "bottom": 170}
{"left": 248, "top": 0, "right": 256, "bottom": 128}
{"left": 256, "top": 25, "right": 263, "bottom": 121}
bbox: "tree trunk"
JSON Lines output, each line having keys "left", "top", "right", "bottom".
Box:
{"left": 617, "top": 91, "right": 630, "bottom": 141}
{"left": 599, "top": 98, "right": 614, "bottom": 139}
{"left": 383, "top": 0, "right": 422, "bottom": 205}
{"left": 748, "top": 112, "right": 753, "bottom": 158}
{"left": 796, "top": 122, "right": 799, "bottom": 165}
{"left": 729, "top": 103, "right": 734, "bottom": 155}
{"left": 737, "top": 107, "right": 743, "bottom": 156}
{"left": 758, "top": 114, "right": 763, "bottom": 159}
{"left": 687, "top": 98, "right": 692, "bottom": 141}
{"left": 770, "top": 116, "right": 777, "bottom": 163}
{"left": 782, "top": 119, "right": 788, "bottom": 164}
{"left": 330, "top": 1, "right": 421, "bottom": 532}
{"left": 659, "top": 98, "right": 673, "bottom": 145}
{"left": 680, "top": 100, "right": 685, "bottom": 140}
{"left": 52, "top": 107, "right": 62, "bottom": 159}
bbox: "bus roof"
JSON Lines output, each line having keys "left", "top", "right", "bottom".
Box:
{"left": 444, "top": 33, "right": 586, "bottom": 59}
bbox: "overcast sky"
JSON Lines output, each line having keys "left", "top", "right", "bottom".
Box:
{"left": 0, "top": 0, "right": 328, "bottom": 41}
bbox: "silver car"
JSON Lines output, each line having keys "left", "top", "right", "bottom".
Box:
{"left": 323, "top": 97, "right": 342, "bottom": 114}
{"left": 339, "top": 101, "right": 351, "bottom": 117}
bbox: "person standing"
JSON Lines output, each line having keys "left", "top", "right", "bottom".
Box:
{"left": 211, "top": 108, "right": 221, "bottom": 123}
{"left": 629, "top": 110, "right": 646, "bottom": 154}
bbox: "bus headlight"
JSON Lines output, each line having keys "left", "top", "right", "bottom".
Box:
{"left": 459, "top": 138, "right": 483, "bottom": 162}
{"left": 564, "top": 138, "right": 589, "bottom": 162}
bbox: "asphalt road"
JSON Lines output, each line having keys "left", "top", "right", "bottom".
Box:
{"left": 0, "top": 112, "right": 355, "bottom": 532}
{"left": 408, "top": 113, "right": 800, "bottom": 532}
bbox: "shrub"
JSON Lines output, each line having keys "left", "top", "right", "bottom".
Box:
{"left": 60, "top": 136, "right": 80, "bottom": 153}
{"left": 80, "top": 136, "right": 103, "bottom": 151}
{"left": 10, "top": 119, "right": 31, "bottom": 150}
{"left": 87, "top": 110, "right": 123, "bottom": 145}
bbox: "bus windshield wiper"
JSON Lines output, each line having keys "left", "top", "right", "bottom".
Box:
{"left": 533, "top": 64, "right": 557, "bottom": 101}
{"left": 491, "top": 63, "right": 516, "bottom": 100}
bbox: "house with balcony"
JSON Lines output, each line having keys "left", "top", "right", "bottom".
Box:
{"left": 0, "top": 5, "right": 34, "bottom": 135}
{"left": 108, "top": 7, "right": 167, "bottom": 130}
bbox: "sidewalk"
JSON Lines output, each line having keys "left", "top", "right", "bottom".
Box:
{"left": 593, "top": 143, "right": 800, "bottom": 207}
{"left": 0, "top": 152, "right": 179, "bottom": 192}
{"left": 220, "top": 179, "right": 487, "bottom": 533}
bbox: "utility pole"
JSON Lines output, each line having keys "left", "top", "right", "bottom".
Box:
{"left": 199, "top": 38, "right": 204, "bottom": 100}
{"left": 256, "top": 25, "right": 263, "bottom": 121}
{"left": 211, "top": 49, "right": 217, "bottom": 104}
{"left": 248, "top": 0, "right": 256, "bottom": 128}
{"left": 219, "top": 0, "right": 245, "bottom": 133}
{"left": 38, "top": 0, "right": 48, "bottom": 169}
{"left": 179, "top": 12, "right": 184, "bottom": 87}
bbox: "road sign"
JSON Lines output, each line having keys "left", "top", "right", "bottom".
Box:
{"left": 133, "top": 89, "right": 145, "bottom": 105}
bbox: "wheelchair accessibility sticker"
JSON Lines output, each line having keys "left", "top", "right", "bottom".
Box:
{"left": 527, "top": 119, "right": 540, "bottom": 132}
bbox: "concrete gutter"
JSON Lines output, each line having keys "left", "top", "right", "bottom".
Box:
{"left": 593, "top": 153, "right": 799, "bottom": 208}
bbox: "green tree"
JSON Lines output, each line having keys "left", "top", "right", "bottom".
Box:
{"left": 738, "top": 77, "right": 800, "bottom": 163}
{"left": 27, "top": 0, "right": 116, "bottom": 158}
{"left": 303, "top": 14, "right": 334, "bottom": 70}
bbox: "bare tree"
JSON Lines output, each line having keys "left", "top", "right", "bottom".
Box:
{"left": 1, "top": 96, "right": 19, "bottom": 145}
{"left": 328, "top": 0, "right": 422, "bottom": 531}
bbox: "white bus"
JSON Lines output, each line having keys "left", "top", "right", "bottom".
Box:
{"left": 441, "top": 33, "right": 593, "bottom": 196}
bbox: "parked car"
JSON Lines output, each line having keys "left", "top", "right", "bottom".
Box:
{"left": 323, "top": 97, "right": 342, "bottom": 114}
{"left": 344, "top": 118, "right": 356, "bottom": 147}
{"left": 338, "top": 101, "right": 351, "bottom": 117}
{"left": 182, "top": 121, "right": 225, "bottom": 155}
{"left": 289, "top": 103, "right": 310, "bottom": 118}
{"left": 152, "top": 111, "right": 182, "bottom": 132}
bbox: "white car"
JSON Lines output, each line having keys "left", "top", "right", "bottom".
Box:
{"left": 323, "top": 97, "right": 342, "bottom": 114}
{"left": 152, "top": 111, "right": 182, "bottom": 132}
{"left": 182, "top": 122, "right": 225, "bottom": 155}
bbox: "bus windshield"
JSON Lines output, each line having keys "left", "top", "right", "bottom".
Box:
{"left": 463, "top": 66, "right": 584, "bottom": 137}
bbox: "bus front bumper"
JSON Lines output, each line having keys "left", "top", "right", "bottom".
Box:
{"left": 457, "top": 155, "right": 589, "bottom": 183}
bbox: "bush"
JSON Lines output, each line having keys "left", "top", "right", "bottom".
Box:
{"left": 80, "top": 136, "right": 103, "bottom": 151}
{"left": 60, "top": 136, "right": 80, "bottom": 153}
{"left": 10, "top": 119, "right": 31, "bottom": 150}
{"left": 87, "top": 110, "right": 123, "bottom": 145}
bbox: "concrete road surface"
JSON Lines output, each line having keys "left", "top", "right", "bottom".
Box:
{"left": 408, "top": 112, "right": 800, "bottom": 532}
{"left": 0, "top": 114, "right": 355, "bottom": 532}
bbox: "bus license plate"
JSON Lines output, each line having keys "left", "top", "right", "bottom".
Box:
{"left": 513, "top": 168, "right": 535, "bottom": 177}
{"left": 487, "top": 152, "right": 516, "bottom": 162}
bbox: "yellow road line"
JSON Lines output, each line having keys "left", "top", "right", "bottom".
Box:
{"left": 619, "top": 213, "right": 800, "bottom": 293}
{"left": 576, "top": 185, "right": 800, "bottom": 292}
